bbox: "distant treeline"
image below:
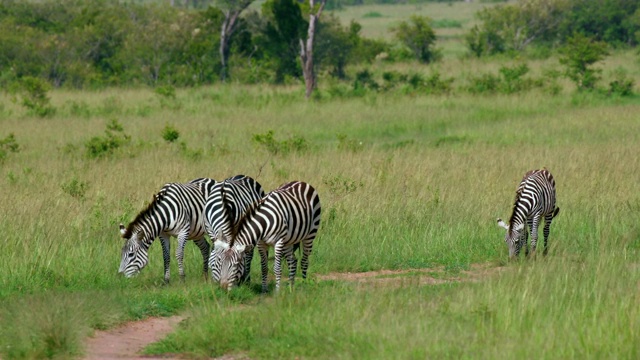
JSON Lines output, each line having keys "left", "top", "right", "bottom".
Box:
{"left": 0, "top": 0, "right": 387, "bottom": 88}
{"left": 0, "top": 0, "right": 638, "bottom": 89}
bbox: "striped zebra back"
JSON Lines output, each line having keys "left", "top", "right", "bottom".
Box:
{"left": 211, "top": 181, "right": 321, "bottom": 291}
{"left": 206, "top": 175, "right": 265, "bottom": 279}
{"left": 510, "top": 169, "right": 557, "bottom": 228}
{"left": 118, "top": 180, "right": 210, "bottom": 279}
{"left": 497, "top": 168, "right": 559, "bottom": 259}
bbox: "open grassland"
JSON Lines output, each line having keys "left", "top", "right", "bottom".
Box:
{"left": 1, "top": 54, "right": 640, "bottom": 358}
{"left": 330, "top": 1, "right": 506, "bottom": 58}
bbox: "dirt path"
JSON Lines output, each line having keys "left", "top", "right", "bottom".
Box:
{"left": 83, "top": 263, "right": 504, "bottom": 359}
{"left": 84, "top": 315, "right": 184, "bottom": 360}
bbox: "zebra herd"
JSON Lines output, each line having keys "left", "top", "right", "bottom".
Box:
{"left": 118, "top": 168, "right": 558, "bottom": 291}
{"left": 118, "top": 175, "right": 321, "bottom": 292}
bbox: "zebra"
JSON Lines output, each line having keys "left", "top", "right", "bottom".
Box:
{"left": 118, "top": 178, "right": 215, "bottom": 283}
{"left": 211, "top": 181, "right": 321, "bottom": 292}
{"left": 497, "top": 169, "right": 560, "bottom": 259}
{"left": 205, "top": 175, "right": 265, "bottom": 284}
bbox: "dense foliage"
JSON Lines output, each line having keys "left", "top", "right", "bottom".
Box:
{"left": 0, "top": 0, "right": 384, "bottom": 88}
{"left": 467, "top": 0, "right": 640, "bottom": 57}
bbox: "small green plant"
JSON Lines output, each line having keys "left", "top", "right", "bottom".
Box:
{"left": 155, "top": 85, "right": 181, "bottom": 110}
{"left": 559, "top": 33, "right": 609, "bottom": 91}
{"left": 61, "top": 178, "right": 89, "bottom": 199}
{"left": 162, "top": 125, "right": 180, "bottom": 143}
{"left": 15, "top": 77, "right": 56, "bottom": 117}
{"left": 467, "top": 73, "right": 501, "bottom": 94}
{"left": 337, "top": 134, "right": 363, "bottom": 153}
{"left": 499, "top": 64, "right": 531, "bottom": 94}
{"left": 84, "top": 119, "right": 131, "bottom": 158}
{"left": 0, "top": 133, "right": 19, "bottom": 163}
{"left": 252, "top": 130, "right": 308, "bottom": 155}
{"left": 608, "top": 68, "right": 634, "bottom": 97}
{"left": 322, "top": 174, "right": 363, "bottom": 197}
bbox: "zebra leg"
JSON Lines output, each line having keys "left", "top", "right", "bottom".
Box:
{"left": 273, "top": 242, "right": 285, "bottom": 292}
{"left": 284, "top": 246, "right": 297, "bottom": 288}
{"left": 176, "top": 233, "right": 189, "bottom": 281}
{"left": 543, "top": 213, "right": 554, "bottom": 256}
{"left": 193, "top": 238, "right": 210, "bottom": 278}
{"left": 300, "top": 237, "right": 314, "bottom": 279}
{"left": 529, "top": 215, "right": 542, "bottom": 257}
{"left": 240, "top": 247, "right": 254, "bottom": 285}
{"left": 160, "top": 234, "right": 171, "bottom": 284}
{"left": 524, "top": 220, "right": 532, "bottom": 257}
{"left": 258, "top": 242, "right": 270, "bottom": 293}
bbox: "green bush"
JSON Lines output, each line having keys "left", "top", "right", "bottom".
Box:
{"left": 0, "top": 134, "right": 20, "bottom": 163}
{"left": 84, "top": 119, "right": 131, "bottom": 158}
{"left": 608, "top": 68, "right": 634, "bottom": 97}
{"left": 392, "top": 15, "right": 440, "bottom": 63}
{"left": 559, "top": 33, "right": 609, "bottom": 91}
{"left": 61, "top": 178, "right": 89, "bottom": 199}
{"left": 162, "top": 125, "right": 180, "bottom": 143}
{"left": 252, "top": 130, "right": 308, "bottom": 155}
{"left": 16, "top": 77, "right": 56, "bottom": 117}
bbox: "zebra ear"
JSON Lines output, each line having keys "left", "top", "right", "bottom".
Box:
{"left": 513, "top": 223, "right": 525, "bottom": 232}
{"left": 496, "top": 218, "right": 509, "bottom": 230}
{"left": 214, "top": 240, "right": 230, "bottom": 251}
{"left": 234, "top": 244, "right": 246, "bottom": 253}
{"left": 119, "top": 224, "right": 126, "bottom": 237}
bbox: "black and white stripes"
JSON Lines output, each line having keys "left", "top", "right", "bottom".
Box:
{"left": 206, "top": 175, "right": 265, "bottom": 284}
{"left": 118, "top": 178, "right": 214, "bottom": 283}
{"left": 211, "top": 181, "right": 321, "bottom": 292}
{"left": 497, "top": 169, "right": 560, "bottom": 259}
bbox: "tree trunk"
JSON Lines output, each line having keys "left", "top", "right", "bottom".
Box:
{"left": 218, "top": 2, "right": 252, "bottom": 82}
{"left": 300, "top": 0, "right": 326, "bottom": 99}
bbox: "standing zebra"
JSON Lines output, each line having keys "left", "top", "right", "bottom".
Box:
{"left": 205, "top": 175, "right": 265, "bottom": 284}
{"left": 118, "top": 178, "right": 215, "bottom": 282}
{"left": 497, "top": 169, "right": 560, "bottom": 259}
{"left": 211, "top": 181, "right": 321, "bottom": 292}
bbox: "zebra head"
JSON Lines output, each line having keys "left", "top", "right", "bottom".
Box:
{"left": 497, "top": 219, "right": 525, "bottom": 259}
{"left": 118, "top": 224, "right": 149, "bottom": 278}
{"left": 210, "top": 237, "right": 247, "bottom": 291}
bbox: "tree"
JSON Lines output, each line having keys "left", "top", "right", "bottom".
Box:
{"left": 559, "top": 33, "right": 609, "bottom": 90}
{"left": 216, "top": 0, "right": 254, "bottom": 81}
{"left": 258, "top": 0, "right": 307, "bottom": 84}
{"left": 392, "top": 15, "right": 440, "bottom": 63}
{"left": 299, "top": 0, "right": 327, "bottom": 98}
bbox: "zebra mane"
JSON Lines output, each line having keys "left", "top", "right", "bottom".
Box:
{"left": 228, "top": 192, "right": 266, "bottom": 247}
{"left": 122, "top": 186, "right": 168, "bottom": 239}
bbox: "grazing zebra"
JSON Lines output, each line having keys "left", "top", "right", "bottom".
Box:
{"left": 497, "top": 169, "right": 560, "bottom": 259}
{"left": 118, "top": 178, "right": 215, "bottom": 282}
{"left": 205, "top": 175, "right": 265, "bottom": 284}
{"left": 211, "top": 181, "right": 321, "bottom": 292}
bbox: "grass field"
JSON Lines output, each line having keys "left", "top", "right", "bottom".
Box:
{"left": 1, "top": 58, "right": 640, "bottom": 358}
{"left": 2, "top": 1, "right": 640, "bottom": 358}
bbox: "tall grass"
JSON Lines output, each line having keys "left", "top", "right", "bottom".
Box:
{"left": 0, "top": 77, "right": 639, "bottom": 358}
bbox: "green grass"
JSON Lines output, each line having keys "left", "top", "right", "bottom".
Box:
{"left": 1, "top": 55, "right": 640, "bottom": 358}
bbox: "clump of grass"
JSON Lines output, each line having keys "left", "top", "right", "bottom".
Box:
{"left": 252, "top": 130, "right": 308, "bottom": 155}
{"left": 362, "top": 11, "right": 383, "bottom": 18}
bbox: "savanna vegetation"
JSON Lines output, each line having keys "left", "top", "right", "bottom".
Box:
{"left": 1, "top": 0, "right": 640, "bottom": 359}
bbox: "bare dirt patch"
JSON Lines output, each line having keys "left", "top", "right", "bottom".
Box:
{"left": 84, "top": 315, "right": 184, "bottom": 360}
{"left": 316, "top": 262, "right": 506, "bottom": 287}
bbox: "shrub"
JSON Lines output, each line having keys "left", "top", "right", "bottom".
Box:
{"left": 608, "top": 68, "right": 634, "bottom": 97}
{"left": 392, "top": 15, "right": 440, "bottom": 63}
{"left": 467, "top": 73, "right": 501, "bottom": 94}
{"left": 0, "top": 134, "right": 20, "bottom": 163}
{"left": 84, "top": 119, "right": 130, "bottom": 158}
{"left": 61, "top": 178, "right": 89, "bottom": 199}
{"left": 499, "top": 64, "right": 531, "bottom": 94}
{"left": 559, "top": 33, "right": 609, "bottom": 91}
{"left": 252, "top": 130, "right": 308, "bottom": 155}
{"left": 162, "top": 125, "right": 180, "bottom": 143}
{"left": 16, "top": 77, "right": 56, "bottom": 117}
